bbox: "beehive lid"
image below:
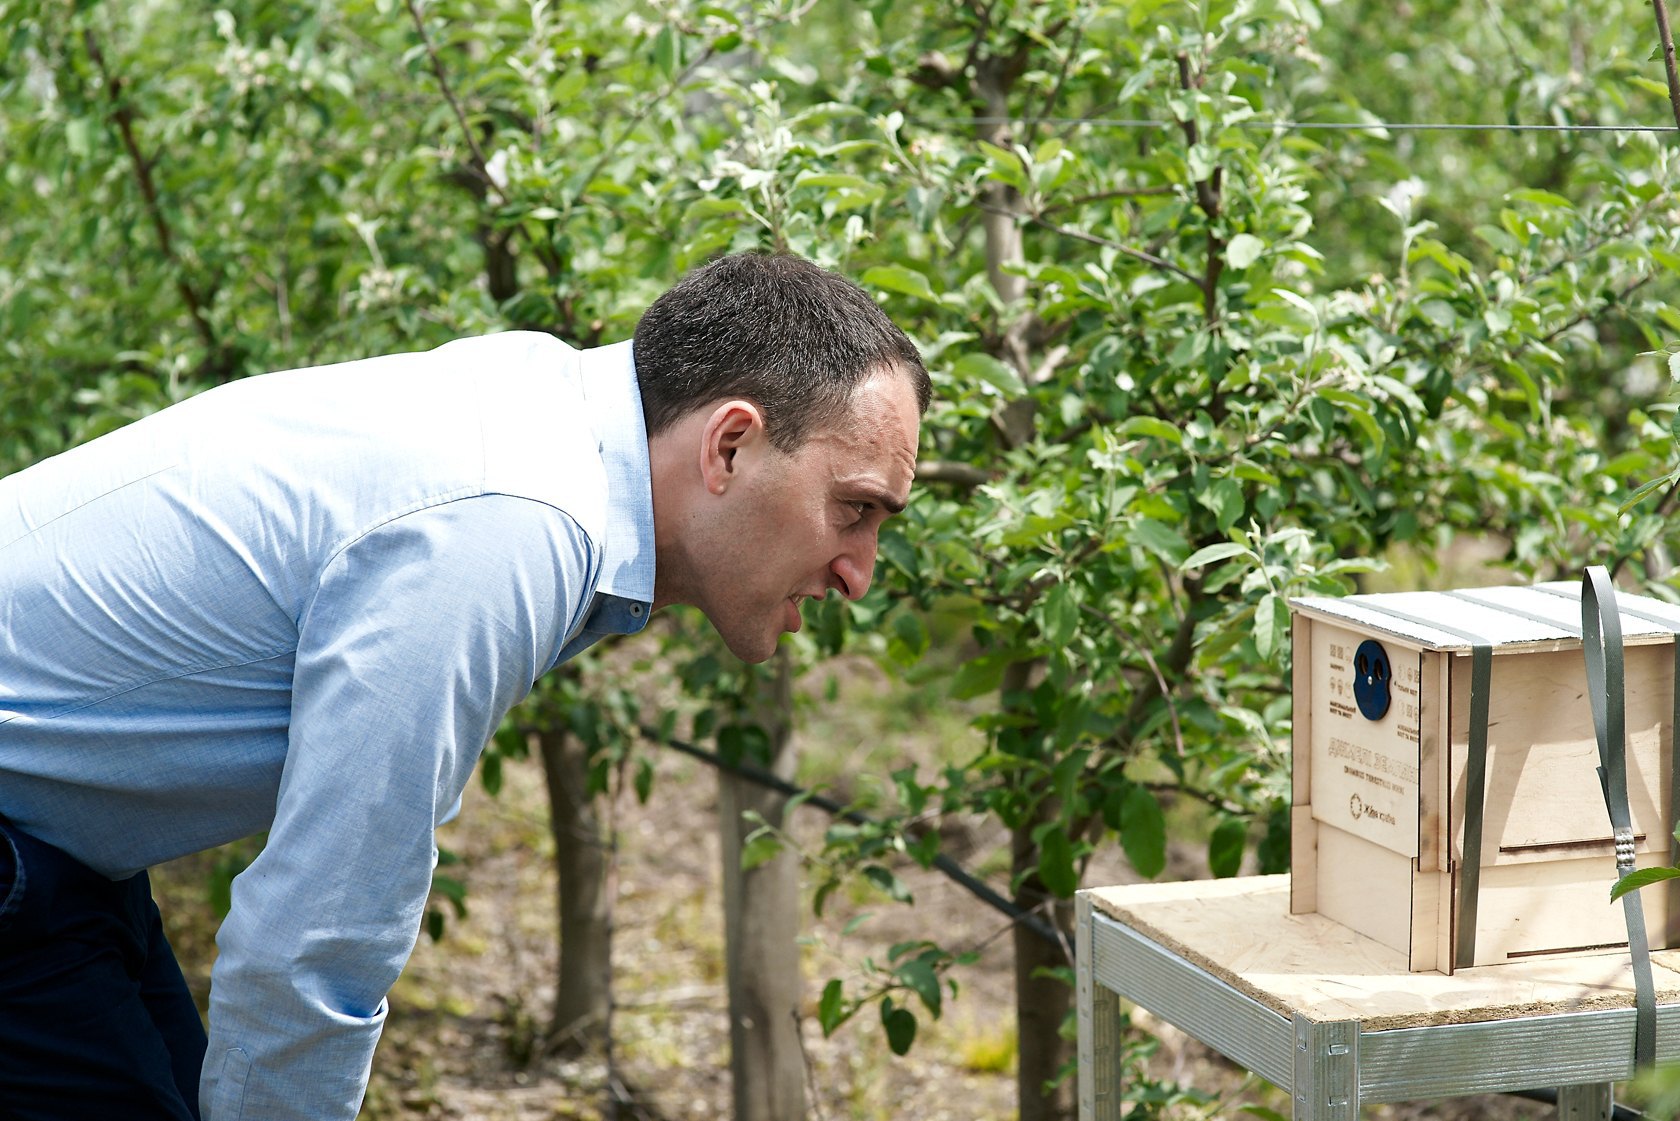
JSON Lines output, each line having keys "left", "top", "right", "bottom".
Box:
{"left": 1289, "top": 581, "right": 1680, "bottom": 655}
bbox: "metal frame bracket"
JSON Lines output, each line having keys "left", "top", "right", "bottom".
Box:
{"left": 1293, "top": 1014, "right": 1360, "bottom": 1120}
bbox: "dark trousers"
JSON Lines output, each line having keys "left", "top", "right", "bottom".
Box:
{"left": 0, "top": 819, "right": 206, "bottom": 1120}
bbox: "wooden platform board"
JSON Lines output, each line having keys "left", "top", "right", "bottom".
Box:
{"left": 1087, "top": 875, "right": 1680, "bottom": 1030}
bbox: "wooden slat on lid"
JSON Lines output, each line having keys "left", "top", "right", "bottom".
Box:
{"left": 1292, "top": 582, "right": 1680, "bottom": 655}
{"left": 1290, "top": 589, "right": 1568, "bottom": 653}
{"left": 1527, "top": 580, "right": 1680, "bottom": 639}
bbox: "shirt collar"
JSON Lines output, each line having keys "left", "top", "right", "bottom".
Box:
{"left": 576, "top": 340, "right": 655, "bottom": 618}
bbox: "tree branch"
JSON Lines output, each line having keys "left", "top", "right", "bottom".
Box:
{"left": 1539, "top": 273, "right": 1653, "bottom": 346}
{"left": 1140, "top": 781, "right": 1249, "bottom": 820}
{"left": 1083, "top": 603, "right": 1186, "bottom": 760}
{"left": 1027, "top": 17, "right": 1083, "bottom": 140}
{"left": 405, "top": 0, "right": 575, "bottom": 319}
{"left": 1653, "top": 0, "right": 1680, "bottom": 130}
{"left": 1118, "top": 579, "right": 1203, "bottom": 741}
{"left": 405, "top": 0, "right": 504, "bottom": 201}
{"left": 1039, "top": 185, "right": 1174, "bottom": 216}
{"left": 1174, "top": 54, "right": 1221, "bottom": 221}
{"left": 1175, "top": 53, "right": 1224, "bottom": 323}
{"left": 916, "top": 460, "right": 994, "bottom": 488}
{"left": 82, "top": 27, "right": 221, "bottom": 369}
{"left": 576, "top": 1, "right": 817, "bottom": 201}
{"left": 993, "top": 205, "right": 1201, "bottom": 285}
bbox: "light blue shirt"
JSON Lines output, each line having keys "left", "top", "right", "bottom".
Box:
{"left": 0, "top": 332, "right": 655, "bottom": 1119}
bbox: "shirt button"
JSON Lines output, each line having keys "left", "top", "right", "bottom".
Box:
{"left": 630, "top": 604, "right": 644, "bottom": 617}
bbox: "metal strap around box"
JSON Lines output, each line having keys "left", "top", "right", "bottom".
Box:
{"left": 1326, "top": 599, "right": 1494, "bottom": 970}
{"left": 1532, "top": 581, "right": 1680, "bottom": 949}
{"left": 1579, "top": 567, "right": 1659, "bottom": 1071}
{"left": 1463, "top": 575, "right": 1674, "bottom": 1069}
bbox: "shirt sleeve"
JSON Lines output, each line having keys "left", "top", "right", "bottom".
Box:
{"left": 200, "top": 494, "right": 596, "bottom": 1120}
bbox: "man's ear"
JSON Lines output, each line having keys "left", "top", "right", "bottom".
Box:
{"left": 698, "top": 399, "right": 766, "bottom": 496}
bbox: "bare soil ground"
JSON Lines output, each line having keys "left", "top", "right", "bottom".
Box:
{"left": 153, "top": 652, "right": 1574, "bottom": 1120}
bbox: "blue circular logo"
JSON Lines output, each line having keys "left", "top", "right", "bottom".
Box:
{"left": 1352, "top": 638, "right": 1392, "bottom": 721}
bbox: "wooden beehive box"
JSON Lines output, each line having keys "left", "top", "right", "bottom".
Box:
{"left": 1289, "top": 581, "right": 1680, "bottom": 973}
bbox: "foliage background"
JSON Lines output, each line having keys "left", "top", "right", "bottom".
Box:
{"left": 5, "top": 0, "right": 1680, "bottom": 1117}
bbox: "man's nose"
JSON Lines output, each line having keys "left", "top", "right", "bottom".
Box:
{"left": 829, "top": 532, "right": 878, "bottom": 601}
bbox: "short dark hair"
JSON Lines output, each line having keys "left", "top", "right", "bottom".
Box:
{"left": 632, "top": 253, "right": 931, "bottom": 451}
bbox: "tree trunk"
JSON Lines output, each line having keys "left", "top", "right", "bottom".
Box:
{"left": 719, "top": 648, "right": 807, "bottom": 1121}
{"left": 974, "top": 51, "right": 1074, "bottom": 1119}
{"left": 539, "top": 724, "right": 613, "bottom": 1053}
{"left": 1003, "top": 661, "right": 1076, "bottom": 1121}
{"left": 1012, "top": 805, "right": 1076, "bottom": 1121}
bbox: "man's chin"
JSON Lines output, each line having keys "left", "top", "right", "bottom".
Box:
{"left": 713, "top": 622, "right": 782, "bottom": 665}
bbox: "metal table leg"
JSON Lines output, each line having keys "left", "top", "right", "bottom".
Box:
{"left": 1078, "top": 895, "right": 1124, "bottom": 1121}
{"left": 1556, "top": 1083, "right": 1613, "bottom": 1121}
{"left": 1293, "top": 1014, "right": 1360, "bottom": 1120}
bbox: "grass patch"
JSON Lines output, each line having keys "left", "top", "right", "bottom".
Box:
{"left": 954, "top": 1020, "right": 1017, "bottom": 1074}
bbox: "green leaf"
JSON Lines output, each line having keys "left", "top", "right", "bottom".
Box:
{"left": 881, "top": 1000, "right": 918, "bottom": 1055}
{"left": 1181, "top": 541, "right": 1249, "bottom": 570}
{"left": 1042, "top": 582, "right": 1078, "bottom": 647}
{"left": 951, "top": 652, "right": 1009, "bottom": 699}
{"left": 741, "top": 831, "right": 783, "bottom": 870}
{"left": 1037, "top": 824, "right": 1080, "bottom": 898}
{"left": 1628, "top": 75, "right": 1675, "bottom": 99}
{"left": 897, "top": 956, "right": 943, "bottom": 1017}
{"left": 431, "top": 874, "right": 469, "bottom": 918}
{"left": 1610, "top": 865, "right": 1680, "bottom": 902}
{"left": 907, "top": 830, "right": 941, "bottom": 868}
{"left": 977, "top": 140, "right": 1028, "bottom": 191}
{"left": 480, "top": 751, "right": 504, "bottom": 797}
{"left": 1132, "top": 518, "right": 1190, "bottom": 565}
{"left": 890, "top": 610, "right": 930, "bottom": 663}
{"left": 1270, "top": 287, "right": 1319, "bottom": 323}
{"left": 862, "top": 264, "right": 937, "bottom": 302}
{"left": 653, "top": 24, "right": 680, "bottom": 77}
{"left": 1208, "top": 818, "right": 1247, "bottom": 878}
{"left": 1200, "top": 477, "right": 1245, "bottom": 532}
{"left": 66, "top": 118, "right": 94, "bottom": 159}
{"left": 684, "top": 197, "right": 747, "bottom": 220}
{"left": 863, "top": 864, "right": 914, "bottom": 903}
{"left": 1118, "top": 415, "right": 1184, "bottom": 444}
{"left": 1253, "top": 592, "right": 1289, "bottom": 662}
{"left": 1128, "top": 0, "right": 1187, "bottom": 30}
{"left": 794, "top": 172, "right": 877, "bottom": 191}
{"left": 954, "top": 352, "right": 1026, "bottom": 397}
{"left": 1624, "top": 473, "right": 1678, "bottom": 514}
{"left": 1506, "top": 188, "right": 1574, "bottom": 209}
{"left": 818, "top": 979, "right": 848, "bottom": 1035}
{"left": 1226, "top": 233, "right": 1265, "bottom": 269}
{"left": 1118, "top": 785, "right": 1166, "bottom": 878}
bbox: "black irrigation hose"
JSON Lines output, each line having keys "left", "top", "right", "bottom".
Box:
{"left": 643, "top": 727, "right": 1067, "bottom": 951}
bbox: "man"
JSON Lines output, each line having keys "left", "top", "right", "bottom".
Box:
{"left": 0, "top": 252, "right": 929, "bottom": 1120}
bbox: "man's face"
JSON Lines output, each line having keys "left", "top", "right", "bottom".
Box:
{"left": 697, "top": 369, "right": 920, "bottom": 663}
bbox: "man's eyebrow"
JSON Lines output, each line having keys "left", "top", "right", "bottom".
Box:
{"left": 855, "top": 487, "right": 908, "bottom": 515}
